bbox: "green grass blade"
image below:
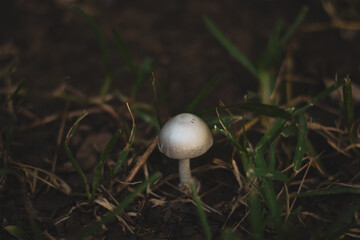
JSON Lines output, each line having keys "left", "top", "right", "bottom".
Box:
{"left": 132, "top": 57, "right": 153, "bottom": 98}
{"left": 280, "top": 6, "right": 308, "bottom": 44}
{"left": 1, "top": 79, "right": 25, "bottom": 109}
{"left": 263, "top": 179, "right": 283, "bottom": 230}
{"left": 73, "top": 6, "right": 112, "bottom": 96}
{"left": 248, "top": 191, "right": 264, "bottom": 240}
{"left": 322, "top": 203, "right": 360, "bottom": 240}
{"left": 259, "top": 20, "right": 283, "bottom": 71}
{"left": 269, "top": 144, "right": 276, "bottom": 170}
{"left": 64, "top": 111, "right": 91, "bottom": 199}
{"left": 290, "top": 187, "right": 360, "bottom": 198}
{"left": 255, "top": 118, "right": 287, "bottom": 153}
{"left": 3, "top": 225, "right": 29, "bottom": 240}
{"left": 293, "top": 115, "right": 308, "bottom": 171}
{"left": 113, "top": 126, "right": 135, "bottom": 175}
{"left": 92, "top": 129, "right": 121, "bottom": 199}
{"left": 113, "top": 104, "right": 136, "bottom": 175}
{"left": 1, "top": 78, "right": 24, "bottom": 103}
{"left": 240, "top": 121, "right": 253, "bottom": 173}
{"left": 214, "top": 109, "right": 243, "bottom": 151}
{"left": 223, "top": 228, "right": 240, "bottom": 240}
{"left": 343, "top": 76, "right": 355, "bottom": 141}
{"left": 189, "top": 180, "right": 212, "bottom": 240}
{"left": 112, "top": 29, "right": 136, "bottom": 74}
{"left": 204, "top": 114, "right": 241, "bottom": 129}
{"left": 247, "top": 167, "right": 288, "bottom": 182}
{"left": 255, "top": 151, "right": 283, "bottom": 230}
{"left": 185, "top": 74, "right": 220, "bottom": 113}
{"left": 254, "top": 149, "right": 267, "bottom": 168}
{"left": 214, "top": 109, "right": 255, "bottom": 173}
{"left": 203, "top": 16, "right": 258, "bottom": 78}
{"left": 133, "top": 108, "right": 159, "bottom": 132}
{"left": 281, "top": 122, "right": 297, "bottom": 137}
{"left": 292, "top": 78, "right": 344, "bottom": 117}
{"left": 76, "top": 172, "right": 161, "bottom": 240}
{"left": 200, "top": 102, "right": 292, "bottom": 120}
{"left": 312, "top": 78, "right": 344, "bottom": 103}
{"left": 152, "top": 74, "right": 162, "bottom": 129}
{"left": 220, "top": 103, "right": 292, "bottom": 120}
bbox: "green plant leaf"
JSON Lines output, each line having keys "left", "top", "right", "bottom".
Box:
{"left": 64, "top": 111, "right": 91, "bottom": 199}
{"left": 240, "top": 119, "right": 253, "bottom": 173}
{"left": 312, "top": 78, "right": 344, "bottom": 103}
{"left": 132, "top": 57, "right": 153, "bottom": 98}
{"left": 189, "top": 180, "right": 212, "bottom": 240}
{"left": 214, "top": 109, "right": 243, "bottom": 151}
{"left": 255, "top": 151, "right": 283, "bottom": 230}
{"left": 258, "top": 20, "right": 283, "bottom": 72}
{"left": 92, "top": 129, "right": 121, "bottom": 199}
{"left": 185, "top": 74, "right": 220, "bottom": 113}
{"left": 263, "top": 178, "right": 283, "bottom": 231}
{"left": 247, "top": 167, "right": 288, "bottom": 182}
{"left": 293, "top": 115, "right": 308, "bottom": 171}
{"left": 223, "top": 228, "right": 240, "bottom": 240}
{"left": 112, "top": 29, "right": 136, "bottom": 74}
{"left": 113, "top": 104, "right": 136, "bottom": 175}
{"left": 152, "top": 74, "right": 162, "bottom": 129}
{"left": 204, "top": 114, "right": 241, "bottom": 129}
{"left": 0, "top": 79, "right": 25, "bottom": 109}
{"left": 343, "top": 76, "right": 355, "bottom": 141}
{"left": 322, "top": 203, "right": 360, "bottom": 240}
{"left": 269, "top": 144, "right": 276, "bottom": 170}
{"left": 290, "top": 187, "right": 360, "bottom": 198}
{"left": 76, "top": 172, "right": 161, "bottom": 240}
{"left": 113, "top": 127, "right": 135, "bottom": 175}
{"left": 280, "top": 6, "right": 308, "bottom": 44}
{"left": 255, "top": 118, "right": 287, "bottom": 153}
{"left": 133, "top": 108, "right": 159, "bottom": 132}
{"left": 3, "top": 225, "right": 29, "bottom": 240}
{"left": 73, "top": 6, "right": 112, "bottom": 96}
{"left": 248, "top": 191, "right": 264, "bottom": 240}
{"left": 220, "top": 103, "right": 292, "bottom": 120}
{"left": 293, "top": 78, "right": 344, "bottom": 117}
{"left": 281, "top": 122, "right": 297, "bottom": 137}
{"left": 214, "top": 109, "right": 254, "bottom": 173}
{"left": 203, "top": 16, "right": 258, "bottom": 78}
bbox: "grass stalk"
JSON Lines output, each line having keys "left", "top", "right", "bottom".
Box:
{"left": 343, "top": 76, "right": 355, "bottom": 141}
{"left": 189, "top": 180, "right": 212, "bottom": 240}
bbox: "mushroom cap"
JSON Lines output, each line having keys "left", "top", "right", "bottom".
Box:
{"left": 158, "top": 113, "right": 213, "bottom": 159}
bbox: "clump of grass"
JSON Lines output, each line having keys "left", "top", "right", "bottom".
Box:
{"left": 73, "top": 6, "right": 154, "bottom": 100}
{"left": 2, "top": 5, "right": 359, "bottom": 240}
{"left": 64, "top": 103, "right": 136, "bottom": 201}
{"left": 204, "top": 7, "right": 308, "bottom": 105}
{"left": 210, "top": 75, "right": 360, "bottom": 239}
{"left": 75, "top": 172, "right": 161, "bottom": 239}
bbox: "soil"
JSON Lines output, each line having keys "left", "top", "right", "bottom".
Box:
{"left": 1, "top": 0, "right": 360, "bottom": 239}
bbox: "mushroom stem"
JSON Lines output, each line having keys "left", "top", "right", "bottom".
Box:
{"left": 178, "top": 158, "right": 191, "bottom": 186}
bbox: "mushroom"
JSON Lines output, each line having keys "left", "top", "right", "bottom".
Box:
{"left": 158, "top": 113, "right": 213, "bottom": 187}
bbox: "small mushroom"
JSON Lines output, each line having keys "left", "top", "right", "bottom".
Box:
{"left": 158, "top": 113, "right": 213, "bottom": 187}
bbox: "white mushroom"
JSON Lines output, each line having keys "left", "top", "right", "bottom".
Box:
{"left": 158, "top": 113, "right": 213, "bottom": 187}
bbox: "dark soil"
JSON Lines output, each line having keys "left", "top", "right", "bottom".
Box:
{"left": 1, "top": 0, "right": 360, "bottom": 239}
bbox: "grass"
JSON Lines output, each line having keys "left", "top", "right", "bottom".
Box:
{"left": 1, "top": 3, "right": 359, "bottom": 240}
{"left": 204, "top": 6, "right": 308, "bottom": 106}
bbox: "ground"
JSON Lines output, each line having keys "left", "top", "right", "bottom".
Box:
{"left": 1, "top": 0, "right": 360, "bottom": 239}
